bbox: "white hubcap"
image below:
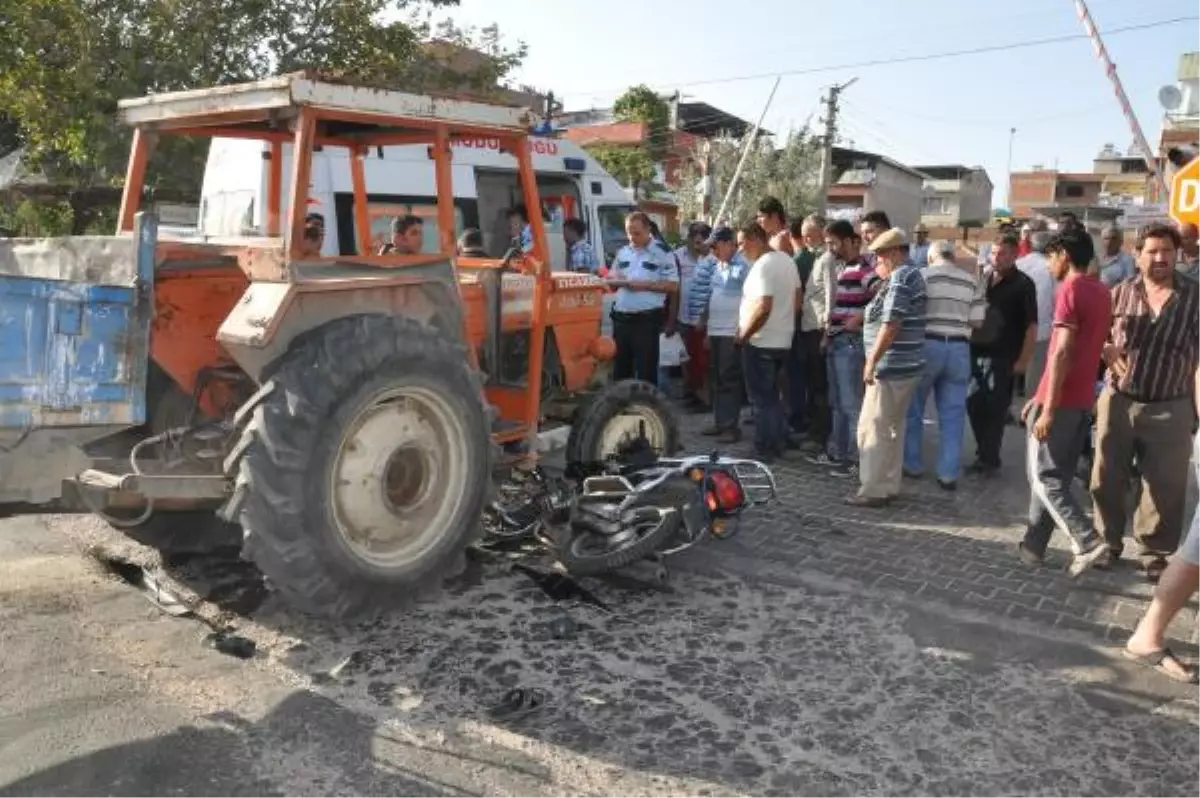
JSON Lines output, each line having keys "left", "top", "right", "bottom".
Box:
{"left": 330, "top": 387, "right": 467, "bottom": 569}
{"left": 597, "top": 405, "right": 667, "bottom": 460}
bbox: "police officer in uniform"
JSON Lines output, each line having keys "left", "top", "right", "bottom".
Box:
{"left": 608, "top": 212, "right": 680, "bottom": 382}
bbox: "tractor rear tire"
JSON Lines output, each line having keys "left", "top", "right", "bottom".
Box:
{"left": 228, "top": 315, "right": 492, "bottom": 619}
{"left": 565, "top": 379, "right": 680, "bottom": 468}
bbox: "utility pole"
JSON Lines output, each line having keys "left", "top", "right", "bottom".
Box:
{"left": 715, "top": 76, "right": 781, "bottom": 225}
{"left": 816, "top": 77, "right": 857, "bottom": 216}
{"left": 700, "top": 138, "right": 713, "bottom": 222}
{"left": 1006, "top": 127, "right": 1016, "bottom": 207}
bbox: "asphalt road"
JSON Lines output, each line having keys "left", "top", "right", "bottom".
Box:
{"left": 0, "top": 410, "right": 1197, "bottom": 796}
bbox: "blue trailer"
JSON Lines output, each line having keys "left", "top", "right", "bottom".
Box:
{"left": 1, "top": 215, "right": 157, "bottom": 506}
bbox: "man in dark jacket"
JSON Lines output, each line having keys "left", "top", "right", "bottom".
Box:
{"left": 967, "top": 231, "right": 1038, "bottom": 476}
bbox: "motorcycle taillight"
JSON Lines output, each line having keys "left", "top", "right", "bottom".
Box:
{"left": 707, "top": 471, "right": 745, "bottom": 512}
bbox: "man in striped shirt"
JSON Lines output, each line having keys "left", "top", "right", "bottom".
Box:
{"left": 1093, "top": 223, "right": 1200, "bottom": 580}
{"left": 903, "top": 240, "right": 986, "bottom": 489}
{"left": 806, "top": 220, "right": 881, "bottom": 475}
{"left": 847, "top": 228, "right": 927, "bottom": 507}
{"left": 673, "top": 221, "right": 714, "bottom": 410}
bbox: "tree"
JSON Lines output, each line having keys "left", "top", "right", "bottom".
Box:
{"left": 583, "top": 84, "right": 671, "bottom": 200}
{"left": 0, "top": 0, "right": 526, "bottom": 196}
{"left": 676, "top": 128, "right": 823, "bottom": 225}
{"left": 612, "top": 84, "right": 670, "bottom": 161}
{"left": 588, "top": 145, "right": 658, "bottom": 201}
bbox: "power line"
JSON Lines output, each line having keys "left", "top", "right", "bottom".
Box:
{"left": 841, "top": 96, "right": 1133, "bottom": 130}
{"left": 575, "top": 15, "right": 1197, "bottom": 94}
{"left": 838, "top": 113, "right": 944, "bottom": 167}
{"left": 709, "top": 0, "right": 1179, "bottom": 70}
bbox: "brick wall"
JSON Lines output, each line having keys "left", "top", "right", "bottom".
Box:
{"left": 1009, "top": 172, "right": 1056, "bottom": 218}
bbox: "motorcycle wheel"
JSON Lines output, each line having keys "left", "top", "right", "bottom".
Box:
{"left": 557, "top": 506, "right": 682, "bottom": 576}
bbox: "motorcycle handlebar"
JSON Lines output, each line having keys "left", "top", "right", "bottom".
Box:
{"left": 607, "top": 455, "right": 778, "bottom": 510}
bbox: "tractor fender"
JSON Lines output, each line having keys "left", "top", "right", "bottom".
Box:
{"left": 216, "top": 261, "right": 465, "bottom": 383}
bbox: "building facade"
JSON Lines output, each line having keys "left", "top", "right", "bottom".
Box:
{"left": 1009, "top": 143, "right": 1167, "bottom": 227}
{"left": 558, "top": 97, "right": 758, "bottom": 230}
{"left": 826, "top": 147, "right": 926, "bottom": 234}
{"left": 1154, "top": 51, "right": 1200, "bottom": 202}
{"left": 915, "top": 165, "right": 993, "bottom": 229}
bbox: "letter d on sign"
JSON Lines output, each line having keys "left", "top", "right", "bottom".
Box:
{"left": 1170, "top": 157, "right": 1200, "bottom": 227}
{"left": 1180, "top": 180, "right": 1198, "bottom": 214}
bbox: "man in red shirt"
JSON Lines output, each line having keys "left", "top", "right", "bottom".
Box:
{"left": 1018, "top": 228, "right": 1113, "bottom": 577}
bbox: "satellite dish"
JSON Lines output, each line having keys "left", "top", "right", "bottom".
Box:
{"left": 1158, "top": 85, "right": 1183, "bottom": 111}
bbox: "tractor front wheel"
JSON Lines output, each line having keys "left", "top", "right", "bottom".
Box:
{"left": 565, "top": 379, "right": 680, "bottom": 468}
{"left": 228, "top": 315, "right": 491, "bottom": 619}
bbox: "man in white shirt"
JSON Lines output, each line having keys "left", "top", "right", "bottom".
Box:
{"left": 736, "top": 222, "right": 803, "bottom": 462}
{"left": 1016, "top": 230, "right": 1057, "bottom": 397}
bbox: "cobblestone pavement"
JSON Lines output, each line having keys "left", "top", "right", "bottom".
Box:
{"left": 5, "top": 396, "right": 1198, "bottom": 796}
{"left": 674, "top": 403, "right": 1199, "bottom": 650}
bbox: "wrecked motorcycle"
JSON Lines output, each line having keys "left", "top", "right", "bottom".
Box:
{"left": 556, "top": 453, "right": 777, "bottom": 579}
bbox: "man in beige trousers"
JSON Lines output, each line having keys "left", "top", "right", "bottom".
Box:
{"left": 846, "top": 229, "right": 928, "bottom": 507}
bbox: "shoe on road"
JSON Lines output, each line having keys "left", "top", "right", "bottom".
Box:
{"left": 844, "top": 494, "right": 891, "bottom": 508}
{"left": 715, "top": 429, "right": 741, "bottom": 444}
{"left": 1068, "top": 538, "right": 1111, "bottom": 579}
{"left": 1017, "top": 541, "right": 1045, "bottom": 567}
{"left": 967, "top": 460, "right": 999, "bottom": 478}
{"left": 828, "top": 462, "right": 859, "bottom": 479}
{"left": 804, "top": 451, "right": 836, "bottom": 467}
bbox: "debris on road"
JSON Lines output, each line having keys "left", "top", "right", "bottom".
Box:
{"left": 486, "top": 686, "right": 550, "bottom": 721}
{"left": 512, "top": 562, "right": 610, "bottom": 611}
{"left": 91, "top": 547, "right": 262, "bottom": 660}
{"left": 326, "top": 650, "right": 368, "bottom": 681}
{"left": 93, "top": 550, "right": 194, "bottom": 618}
{"left": 204, "top": 631, "right": 257, "bottom": 660}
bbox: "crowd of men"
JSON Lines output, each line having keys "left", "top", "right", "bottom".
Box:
{"left": 595, "top": 202, "right": 1200, "bottom": 683}
{"left": 350, "top": 197, "right": 1200, "bottom": 683}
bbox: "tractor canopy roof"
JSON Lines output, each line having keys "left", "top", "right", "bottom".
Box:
{"left": 116, "top": 70, "right": 537, "bottom": 143}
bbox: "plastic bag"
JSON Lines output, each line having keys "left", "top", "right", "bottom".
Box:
{"left": 659, "top": 333, "right": 689, "bottom": 367}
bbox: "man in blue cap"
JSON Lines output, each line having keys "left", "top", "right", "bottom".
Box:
{"left": 698, "top": 226, "right": 750, "bottom": 442}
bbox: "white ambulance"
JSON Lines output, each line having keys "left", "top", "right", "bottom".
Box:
{"left": 197, "top": 134, "right": 636, "bottom": 270}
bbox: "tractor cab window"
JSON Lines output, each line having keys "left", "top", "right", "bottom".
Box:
{"left": 354, "top": 201, "right": 466, "bottom": 255}
{"left": 474, "top": 170, "right": 581, "bottom": 269}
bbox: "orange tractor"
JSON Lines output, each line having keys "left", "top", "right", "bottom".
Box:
{"left": 0, "top": 73, "right": 678, "bottom": 617}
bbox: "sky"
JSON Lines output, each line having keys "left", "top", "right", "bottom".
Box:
{"left": 432, "top": 0, "right": 1199, "bottom": 207}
